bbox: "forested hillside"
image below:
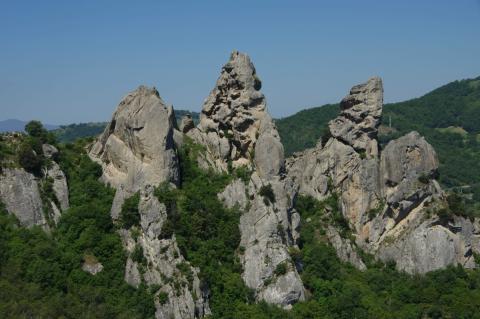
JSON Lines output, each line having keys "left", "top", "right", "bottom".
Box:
{"left": 2, "top": 133, "right": 480, "bottom": 318}
{"left": 277, "top": 76, "right": 480, "bottom": 205}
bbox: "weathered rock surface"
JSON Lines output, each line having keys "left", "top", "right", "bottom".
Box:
{"left": 329, "top": 77, "right": 382, "bottom": 158}
{"left": 82, "top": 256, "right": 104, "bottom": 275}
{"left": 287, "top": 77, "right": 479, "bottom": 274}
{"left": 122, "top": 187, "right": 210, "bottom": 319}
{"left": 43, "top": 144, "right": 70, "bottom": 212}
{"left": 0, "top": 168, "right": 48, "bottom": 229}
{"left": 188, "top": 51, "right": 283, "bottom": 178}
{"left": 238, "top": 173, "right": 305, "bottom": 307}
{"left": 89, "top": 85, "right": 179, "bottom": 218}
{"left": 91, "top": 86, "right": 208, "bottom": 317}
{"left": 193, "top": 51, "right": 304, "bottom": 307}
{"left": 179, "top": 114, "right": 195, "bottom": 133}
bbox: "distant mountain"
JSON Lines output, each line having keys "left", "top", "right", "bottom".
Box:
{"left": 53, "top": 110, "right": 200, "bottom": 143}
{"left": 0, "top": 119, "right": 59, "bottom": 133}
{"left": 277, "top": 76, "right": 480, "bottom": 203}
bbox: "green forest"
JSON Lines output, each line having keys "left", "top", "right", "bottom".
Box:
{"left": 1, "top": 121, "right": 480, "bottom": 318}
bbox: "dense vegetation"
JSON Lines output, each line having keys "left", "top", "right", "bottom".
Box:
{"left": 277, "top": 76, "right": 480, "bottom": 211}
{"left": 1, "top": 121, "right": 480, "bottom": 317}
{"left": 0, "top": 136, "right": 155, "bottom": 318}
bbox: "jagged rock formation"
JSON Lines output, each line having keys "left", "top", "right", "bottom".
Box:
{"left": 90, "top": 87, "right": 209, "bottom": 318}
{"left": 196, "top": 51, "right": 304, "bottom": 307}
{"left": 187, "top": 51, "right": 284, "bottom": 178}
{"left": 287, "top": 77, "right": 480, "bottom": 274}
{"left": 0, "top": 168, "right": 48, "bottom": 229}
{"left": 122, "top": 187, "right": 210, "bottom": 319}
{"left": 90, "top": 86, "right": 180, "bottom": 218}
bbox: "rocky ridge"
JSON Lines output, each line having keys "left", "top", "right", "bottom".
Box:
{"left": 287, "top": 77, "right": 480, "bottom": 273}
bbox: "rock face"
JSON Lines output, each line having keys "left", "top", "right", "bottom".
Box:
{"left": 199, "top": 51, "right": 304, "bottom": 307}
{"left": 89, "top": 85, "right": 180, "bottom": 218}
{"left": 329, "top": 77, "right": 383, "bottom": 158}
{"left": 188, "top": 51, "right": 284, "bottom": 178}
{"left": 43, "top": 144, "right": 70, "bottom": 214}
{"left": 0, "top": 168, "right": 48, "bottom": 229}
{"left": 122, "top": 187, "right": 210, "bottom": 319}
{"left": 90, "top": 87, "right": 208, "bottom": 318}
{"left": 287, "top": 77, "right": 479, "bottom": 274}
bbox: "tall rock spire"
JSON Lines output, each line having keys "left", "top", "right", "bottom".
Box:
{"left": 190, "top": 50, "right": 284, "bottom": 179}
{"left": 329, "top": 77, "right": 383, "bottom": 158}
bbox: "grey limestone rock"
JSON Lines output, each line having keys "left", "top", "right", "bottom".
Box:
{"left": 0, "top": 168, "right": 48, "bottom": 229}
{"left": 89, "top": 85, "right": 180, "bottom": 202}
{"left": 188, "top": 51, "right": 283, "bottom": 178}
{"left": 287, "top": 77, "right": 479, "bottom": 274}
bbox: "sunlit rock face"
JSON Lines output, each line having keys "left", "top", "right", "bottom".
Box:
{"left": 89, "top": 85, "right": 179, "bottom": 218}
{"left": 287, "top": 77, "right": 479, "bottom": 274}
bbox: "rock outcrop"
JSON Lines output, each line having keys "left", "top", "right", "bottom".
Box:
{"left": 122, "top": 187, "right": 210, "bottom": 319}
{"left": 43, "top": 144, "right": 70, "bottom": 219}
{"left": 0, "top": 168, "right": 48, "bottom": 229}
{"left": 198, "top": 51, "right": 304, "bottom": 307}
{"left": 90, "top": 86, "right": 208, "bottom": 318}
{"left": 187, "top": 51, "right": 284, "bottom": 178}
{"left": 90, "top": 85, "right": 180, "bottom": 218}
{"left": 287, "top": 77, "right": 479, "bottom": 274}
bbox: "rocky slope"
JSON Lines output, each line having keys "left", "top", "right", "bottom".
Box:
{"left": 287, "top": 77, "right": 480, "bottom": 274}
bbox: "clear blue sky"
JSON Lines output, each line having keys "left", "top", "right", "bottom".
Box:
{"left": 1, "top": 0, "right": 479, "bottom": 124}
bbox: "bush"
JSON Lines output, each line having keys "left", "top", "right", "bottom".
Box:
{"left": 158, "top": 291, "right": 169, "bottom": 305}
{"left": 274, "top": 262, "right": 287, "bottom": 276}
{"left": 259, "top": 184, "right": 275, "bottom": 205}
{"left": 17, "top": 141, "right": 43, "bottom": 175}
{"left": 120, "top": 192, "right": 141, "bottom": 229}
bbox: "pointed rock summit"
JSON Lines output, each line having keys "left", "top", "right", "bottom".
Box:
{"left": 188, "top": 51, "right": 284, "bottom": 179}
{"left": 329, "top": 77, "right": 383, "bottom": 157}
{"left": 90, "top": 85, "right": 179, "bottom": 217}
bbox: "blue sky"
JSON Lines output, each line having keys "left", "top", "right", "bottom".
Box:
{"left": 1, "top": 0, "right": 479, "bottom": 124}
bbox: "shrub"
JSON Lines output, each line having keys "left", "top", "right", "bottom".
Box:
{"left": 259, "top": 184, "right": 275, "bottom": 205}
{"left": 120, "top": 192, "right": 141, "bottom": 229}
{"left": 158, "top": 291, "right": 169, "bottom": 305}
{"left": 17, "top": 141, "right": 43, "bottom": 175}
{"left": 274, "top": 262, "right": 288, "bottom": 277}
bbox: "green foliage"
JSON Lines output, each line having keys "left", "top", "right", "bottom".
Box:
{"left": 157, "top": 291, "right": 169, "bottom": 305}
{"left": 259, "top": 184, "right": 275, "bottom": 206}
{"left": 131, "top": 245, "right": 146, "bottom": 266}
{"left": 120, "top": 192, "right": 141, "bottom": 229}
{"left": 25, "top": 120, "right": 55, "bottom": 144}
{"left": 17, "top": 137, "right": 44, "bottom": 175}
{"left": 291, "top": 194, "right": 480, "bottom": 319}
{"left": 276, "top": 103, "right": 339, "bottom": 154}
{"left": 0, "top": 138, "right": 156, "bottom": 318}
{"left": 274, "top": 262, "right": 288, "bottom": 276}
{"left": 367, "top": 200, "right": 386, "bottom": 220}
{"left": 153, "top": 139, "right": 260, "bottom": 317}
